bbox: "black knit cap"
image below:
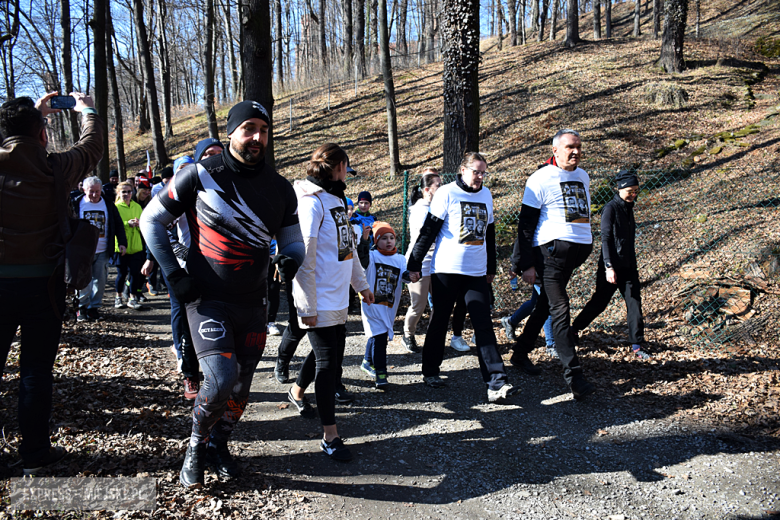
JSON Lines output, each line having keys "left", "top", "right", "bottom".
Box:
{"left": 159, "top": 166, "right": 174, "bottom": 180}
{"left": 226, "top": 100, "right": 270, "bottom": 135}
{"left": 615, "top": 170, "right": 639, "bottom": 189}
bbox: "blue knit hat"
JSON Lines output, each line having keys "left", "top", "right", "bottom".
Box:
{"left": 346, "top": 198, "right": 354, "bottom": 208}
{"left": 194, "top": 138, "right": 224, "bottom": 162}
{"left": 173, "top": 155, "right": 195, "bottom": 172}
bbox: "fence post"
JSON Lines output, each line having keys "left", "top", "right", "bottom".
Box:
{"left": 401, "top": 170, "right": 409, "bottom": 253}
{"left": 289, "top": 99, "right": 292, "bottom": 133}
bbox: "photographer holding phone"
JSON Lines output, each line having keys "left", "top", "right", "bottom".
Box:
{"left": 0, "top": 91, "right": 104, "bottom": 475}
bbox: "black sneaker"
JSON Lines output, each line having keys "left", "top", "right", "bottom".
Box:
{"left": 401, "top": 335, "right": 419, "bottom": 353}
{"left": 334, "top": 387, "right": 355, "bottom": 404}
{"left": 274, "top": 358, "right": 290, "bottom": 384}
{"left": 510, "top": 352, "right": 542, "bottom": 376}
{"left": 320, "top": 437, "right": 352, "bottom": 461}
{"left": 287, "top": 388, "right": 317, "bottom": 418}
{"left": 570, "top": 377, "right": 596, "bottom": 401}
{"left": 138, "top": 294, "right": 148, "bottom": 303}
{"left": 180, "top": 443, "right": 206, "bottom": 488}
{"left": 76, "top": 307, "right": 88, "bottom": 322}
{"left": 205, "top": 443, "right": 240, "bottom": 479}
{"left": 87, "top": 308, "right": 102, "bottom": 321}
{"left": 22, "top": 446, "right": 67, "bottom": 476}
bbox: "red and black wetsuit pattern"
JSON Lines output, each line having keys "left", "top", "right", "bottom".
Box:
{"left": 160, "top": 154, "right": 298, "bottom": 306}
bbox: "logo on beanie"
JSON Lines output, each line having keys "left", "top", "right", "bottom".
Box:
{"left": 251, "top": 101, "right": 269, "bottom": 119}
{"left": 198, "top": 319, "right": 226, "bottom": 341}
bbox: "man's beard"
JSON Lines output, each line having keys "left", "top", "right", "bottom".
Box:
{"left": 232, "top": 140, "right": 265, "bottom": 164}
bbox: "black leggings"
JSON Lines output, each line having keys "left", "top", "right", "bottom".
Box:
{"left": 295, "top": 324, "right": 347, "bottom": 427}
{"left": 115, "top": 251, "right": 145, "bottom": 295}
{"left": 452, "top": 297, "right": 467, "bottom": 336}
{"left": 423, "top": 273, "right": 507, "bottom": 390}
{"left": 191, "top": 353, "right": 260, "bottom": 445}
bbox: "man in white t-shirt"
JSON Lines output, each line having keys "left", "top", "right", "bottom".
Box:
{"left": 509, "top": 129, "right": 596, "bottom": 401}
{"left": 76, "top": 176, "right": 127, "bottom": 321}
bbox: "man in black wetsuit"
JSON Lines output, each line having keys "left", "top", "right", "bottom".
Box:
{"left": 141, "top": 100, "right": 305, "bottom": 488}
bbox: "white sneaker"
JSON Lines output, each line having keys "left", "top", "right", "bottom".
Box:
{"left": 450, "top": 336, "right": 470, "bottom": 352}
{"left": 267, "top": 322, "right": 281, "bottom": 336}
{"left": 488, "top": 383, "right": 519, "bottom": 403}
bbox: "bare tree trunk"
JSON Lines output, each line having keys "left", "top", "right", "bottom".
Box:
{"left": 157, "top": 0, "right": 173, "bottom": 139}
{"left": 507, "top": 0, "right": 517, "bottom": 45}
{"left": 91, "top": 0, "right": 109, "bottom": 179}
{"left": 60, "top": 0, "right": 80, "bottom": 144}
{"left": 132, "top": 0, "right": 168, "bottom": 167}
{"left": 549, "top": 0, "right": 558, "bottom": 40}
{"left": 204, "top": 0, "right": 219, "bottom": 138}
{"left": 106, "top": 1, "right": 126, "bottom": 180}
{"left": 355, "top": 0, "right": 366, "bottom": 75}
{"left": 275, "top": 0, "right": 284, "bottom": 87}
{"left": 442, "top": 0, "right": 480, "bottom": 173}
{"left": 344, "top": 0, "right": 353, "bottom": 74}
{"left": 537, "top": 0, "right": 548, "bottom": 41}
{"left": 242, "top": 0, "right": 276, "bottom": 167}
{"left": 497, "top": 0, "right": 504, "bottom": 49}
{"left": 378, "top": 0, "right": 400, "bottom": 175}
{"left": 222, "top": 0, "right": 239, "bottom": 98}
{"left": 593, "top": 0, "right": 601, "bottom": 39}
{"left": 531, "top": 0, "right": 539, "bottom": 33}
{"left": 520, "top": 0, "right": 526, "bottom": 44}
{"left": 370, "top": 0, "right": 378, "bottom": 69}
{"left": 657, "top": 0, "right": 687, "bottom": 73}
{"left": 633, "top": 0, "right": 641, "bottom": 36}
{"left": 319, "top": 0, "right": 327, "bottom": 69}
{"left": 398, "top": 0, "right": 408, "bottom": 57}
{"left": 426, "top": 0, "right": 436, "bottom": 62}
{"left": 564, "top": 0, "right": 580, "bottom": 47}
{"left": 652, "top": 0, "right": 659, "bottom": 38}
{"left": 605, "top": 0, "right": 612, "bottom": 37}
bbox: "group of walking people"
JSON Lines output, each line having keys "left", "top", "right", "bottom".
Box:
{"left": 1, "top": 93, "right": 646, "bottom": 490}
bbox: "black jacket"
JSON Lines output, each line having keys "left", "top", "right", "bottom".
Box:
{"left": 74, "top": 194, "right": 128, "bottom": 253}
{"left": 601, "top": 194, "right": 636, "bottom": 271}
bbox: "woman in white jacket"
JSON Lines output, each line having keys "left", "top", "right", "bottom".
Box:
{"left": 287, "top": 143, "right": 374, "bottom": 462}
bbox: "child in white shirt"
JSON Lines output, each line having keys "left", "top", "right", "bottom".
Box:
{"left": 357, "top": 222, "right": 409, "bottom": 388}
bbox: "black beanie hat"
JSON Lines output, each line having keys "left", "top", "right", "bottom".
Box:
{"left": 358, "top": 191, "right": 373, "bottom": 203}
{"left": 615, "top": 170, "right": 639, "bottom": 190}
{"left": 226, "top": 100, "right": 271, "bottom": 135}
{"left": 160, "top": 166, "right": 174, "bottom": 180}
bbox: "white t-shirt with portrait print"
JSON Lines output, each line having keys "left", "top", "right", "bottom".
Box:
{"left": 429, "top": 181, "right": 494, "bottom": 277}
{"left": 522, "top": 164, "right": 592, "bottom": 246}
{"left": 79, "top": 197, "right": 109, "bottom": 254}
{"left": 361, "top": 249, "right": 407, "bottom": 340}
{"left": 293, "top": 185, "right": 356, "bottom": 312}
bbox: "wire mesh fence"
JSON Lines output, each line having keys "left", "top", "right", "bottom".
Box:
{"left": 348, "top": 164, "right": 780, "bottom": 347}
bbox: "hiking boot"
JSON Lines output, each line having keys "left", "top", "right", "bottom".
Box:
{"left": 375, "top": 371, "right": 389, "bottom": 389}
{"left": 274, "top": 358, "right": 290, "bottom": 384}
{"left": 334, "top": 386, "right": 355, "bottom": 404}
{"left": 287, "top": 388, "right": 316, "bottom": 418}
{"left": 87, "top": 308, "right": 102, "bottom": 321}
{"left": 450, "top": 336, "right": 470, "bottom": 352}
{"left": 401, "top": 335, "right": 419, "bottom": 353}
{"left": 183, "top": 378, "right": 199, "bottom": 400}
{"left": 205, "top": 443, "right": 240, "bottom": 479}
{"left": 180, "top": 444, "right": 206, "bottom": 488}
{"left": 320, "top": 437, "right": 352, "bottom": 461}
{"left": 360, "top": 359, "right": 376, "bottom": 378}
{"left": 500, "top": 317, "right": 516, "bottom": 342}
{"left": 424, "top": 375, "right": 446, "bottom": 388}
{"left": 267, "top": 322, "right": 281, "bottom": 336}
{"left": 569, "top": 377, "right": 596, "bottom": 401}
{"left": 77, "top": 307, "right": 88, "bottom": 322}
{"left": 487, "top": 383, "right": 520, "bottom": 403}
{"left": 127, "top": 298, "right": 143, "bottom": 310}
{"left": 510, "top": 352, "right": 542, "bottom": 376}
{"left": 114, "top": 296, "right": 125, "bottom": 309}
{"left": 22, "top": 446, "right": 67, "bottom": 477}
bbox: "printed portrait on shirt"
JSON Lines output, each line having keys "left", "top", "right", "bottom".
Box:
{"left": 459, "top": 202, "right": 488, "bottom": 245}
{"left": 83, "top": 210, "right": 107, "bottom": 237}
{"left": 373, "top": 264, "right": 401, "bottom": 307}
{"left": 330, "top": 207, "right": 354, "bottom": 261}
{"left": 559, "top": 181, "right": 590, "bottom": 224}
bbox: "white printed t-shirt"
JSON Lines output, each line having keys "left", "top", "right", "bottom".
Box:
{"left": 293, "top": 183, "right": 355, "bottom": 312}
{"left": 79, "top": 198, "right": 109, "bottom": 254}
{"left": 405, "top": 199, "right": 434, "bottom": 277}
{"left": 522, "top": 164, "right": 592, "bottom": 246}
{"left": 361, "top": 249, "right": 407, "bottom": 340}
{"left": 429, "top": 181, "right": 494, "bottom": 277}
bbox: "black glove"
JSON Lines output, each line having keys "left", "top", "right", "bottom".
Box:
{"left": 166, "top": 268, "right": 201, "bottom": 304}
{"left": 273, "top": 254, "right": 299, "bottom": 284}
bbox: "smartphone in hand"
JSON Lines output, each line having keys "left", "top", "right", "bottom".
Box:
{"left": 50, "top": 96, "right": 76, "bottom": 109}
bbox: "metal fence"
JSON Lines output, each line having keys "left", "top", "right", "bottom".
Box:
{"left": 348, "top": 164, "right": 780, "bottom": 347}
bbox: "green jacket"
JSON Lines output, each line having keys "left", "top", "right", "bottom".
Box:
{"left": 115, "top": 200, "right": 144, "bottom": 254}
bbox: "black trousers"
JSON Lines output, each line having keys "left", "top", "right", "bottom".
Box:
{"left": 516, "top": 240, "right": 592, "bottom": 385}
{"left": 572, "top": 256, "right": 645, "bottom": 344}
{"left": 296, "top": 324, "right": 347, "bottom": 426}
{"left": 267, "top": 263, "right": 281, "bottom": 323}
{"left": 423, "top": 273, "right": 507, "bottom": 390}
